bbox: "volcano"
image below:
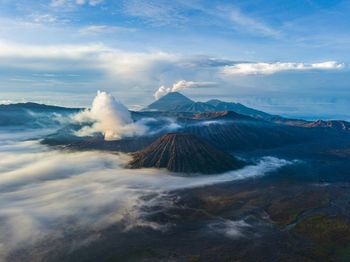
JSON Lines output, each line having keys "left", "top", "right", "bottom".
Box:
{"left": 145, "top": 92, "right": 193, "bottom": 111}
{"left": 128, "top": 133, "right": 244, "bottom": 174}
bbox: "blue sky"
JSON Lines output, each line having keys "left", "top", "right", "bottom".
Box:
{"left": 0, "top": 0, "right": 349, "bottom": 119}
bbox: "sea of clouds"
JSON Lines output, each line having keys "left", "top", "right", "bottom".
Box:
{"left": 0, "top": 129, "right": 291, "bottom": 258}
{"left": 0, "top": 92, "right": 294, "bottom": 259}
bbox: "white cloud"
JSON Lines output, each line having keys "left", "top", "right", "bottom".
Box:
{"left": 79, "top": 25, "right": 135, "bottom": 35}
{"left": 227, "top": 8, "right": 280, "bottom": 37}
{"left": 0, "top": 40, "right": 180, "bottom": 79}
{"left": 0, "top": 40, "right": 347, "bottom": 108}
{"left": 0, "top": 100, "right": 13, "bottom": 105}
{"left": 0, "top": 136, "right": 291, "bottom": 257}
{"left": 154, "top": 80, "right": 216, "bottom": 100}
{"left": 0, "top": 40, "right": 108, "bottom": 60}
{"left": 73, "top": 91, "right": 147, "bottom": 140}
{"left": 50, "top": 0, "right": 67, "bottom": 7}
{"left": 97, "top": 50, "right": 180, "bottom": 82}
{"left": 51, "top": 0, "right": 103, "bottom": 8}
{"left": 30, "top": 14, "right": 58, "bottom": 24}
{"left": 222, "top": 61, "right": 345, "bottom": 75}
{"left": 123, "top": 0, "right": 186, "bottom": 26}
{"left": 77, "top": 0, "right": 104, "bottom": 6}
{"left": 1, "top": 41, "right": 343, "bottom": 81}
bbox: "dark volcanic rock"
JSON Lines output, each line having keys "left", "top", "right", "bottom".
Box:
{"left": 128, "top": 133, "right": 244, "bottom": 174}
{"left": 192, "top": 110, "right": 255, "bottom": 121}
{"left": 63, "top": 136, "right": 156, "bottom": 153}
{"left": 304, "top": 120, "right": 350, "bottom": 131}
{"left": 206, "top": 99, "right": 273, "bottom": 120}
{"left": 172, "top": 101, "right": 217, "bottom": 113}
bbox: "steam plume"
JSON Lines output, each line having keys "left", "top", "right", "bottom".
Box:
{"left": 74, "top": 91, "right": 147, "bottom": 140}
{"left": 154, "top": 80, "right": 216, "bottom": 100}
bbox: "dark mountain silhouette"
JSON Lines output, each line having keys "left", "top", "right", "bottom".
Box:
{"left": 128, "top": 133, "right": 244, "bottom": 174}
{"left": 62, "top": 136, "right": 155, "bottom": 153}
{"left": 206, "top": 99, "right": 273, "bottom": 120}
{"left": 191, "top": 111, "right": 255, "bottom": 121}
{"left": 145, "top": 92, "right": 193, "bottom": 111}
{"left": 272, "top": 117, "right": 350, "bottom": 132}
{"left": 143, "top": 92, "right": 273, "bottom": 120}
{"left": 297, "top": 120, "right": 350, "bottom": 131}
{"left": 0, "top": 102, "right": 81, "bottom": 112}
{"left": 36, "top": 93, "right": 349, "bottom": 157}
{"left": 0, "top": 102, "right": 81, "bottom": 127}
{"left": 172, "top": 102, "right": 217, "bottom": 113}
{"left": 59, "top": 109, "right": 312, "bottom": 153}
{"left": 180, "top": 118, "right": 310, "bottom": 151}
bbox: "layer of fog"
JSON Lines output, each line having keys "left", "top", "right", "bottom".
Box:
{"left": 208, "top": 219, "right": 251, "bottom": 239}
{"left": 0, "top": 134, "right": 292, "bottom": 258}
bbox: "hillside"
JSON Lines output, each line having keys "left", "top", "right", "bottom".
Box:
{"left": 128, "top": 133, "right": 244, "bottom": 174}
{"left": 145, "top": 92, "right": 193, "bottom": 111}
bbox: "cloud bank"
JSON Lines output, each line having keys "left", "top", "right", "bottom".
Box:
{"left": 0, "top": 135, "right": 292, "bottom": 258}
{"left": 0, "top": 40, "right": 348, "bottom": 118}
{"left": 222, "top": 61, "right": 345, "bottom": 75}
{"left": 154, "top": 80, "right": 216, "bottom": 100}
{"left": 73, "top": 91, "right": 147, "bottom": 140}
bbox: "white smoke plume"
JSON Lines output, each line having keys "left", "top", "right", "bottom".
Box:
{"left": 154, "top": 80, "right": 216, "bottom": 100}
{"left": 73, "top": 91, "right": 147, "bottom": 140}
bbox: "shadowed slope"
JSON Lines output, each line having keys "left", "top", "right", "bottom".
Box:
{"left": 129, "top": 133, "right": 244, "bottom": 174}
{"left": 145, "top": 92, "right": 194, "bottom": 111}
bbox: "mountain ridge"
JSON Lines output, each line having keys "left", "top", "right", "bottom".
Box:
{"left": 145, "top": 92, "right": 194, "bottom": 111}
{"left": 143, "top": 92, "right": 273, "bottom": 120}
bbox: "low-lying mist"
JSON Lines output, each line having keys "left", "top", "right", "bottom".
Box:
{"left": 0, "top": 128, "right": 292, "bottom": 258}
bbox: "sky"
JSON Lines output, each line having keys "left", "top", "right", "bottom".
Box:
{"left": 0, "top": 0, "right": 349, "bottom": 119}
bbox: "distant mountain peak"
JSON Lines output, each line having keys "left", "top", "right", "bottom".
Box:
{"left": 145, "top": 92, "right": 193, "bottom": 111}
{"left": 161, "top": 92, "right": 189, "bottom": 99}
{"left": 143, "top": 93, "right": 273, "bottom": 120}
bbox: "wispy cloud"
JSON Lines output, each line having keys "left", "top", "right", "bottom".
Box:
{"left": 225, "top": 7, "right": 280, "bottom": 37}
{"left": 177, "top": 2, "right": 280, "bottom": 38}
{"left": 222, "top": 61, "right": 345, "bottom": 75}
{"left": 122, "top": 0, "right": 187, "bottom": 26}
{"left": 30, "top": 13, "right": 58, "bottom": 24}
{"left": 51, "top": 0, "right": 103, "bottom": 8}
{"left": 79, "top": 25, "right": 136, "bottom": 35}
{"left": 154, "top": 80, "right": 216, "bottom": 100}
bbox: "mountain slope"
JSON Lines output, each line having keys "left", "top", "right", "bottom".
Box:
{"left": 304, "top": 120, "right": 350, "bottom": 131}
{"left": 191, "top": 111, "right": 255, "bottom": 121}
{"left": 128, "top": 133, "right": 244, "bottom": 174}
{"left": 144, "top": 92, "right": 273, "bottom": 120}
{"left": 145, "top": 92, "right": 193, "bottom": 111}
{"left": 172, "top": 102, "right": 217, "bottom": 113}
{"left": 206, "top": 99, "right": 272, "bottom": 120}
{"left": 0, "top": 102, "right": 81, "bottom": 127}
{"left": 180, "top": 119, "right": 311, "bottom": 151}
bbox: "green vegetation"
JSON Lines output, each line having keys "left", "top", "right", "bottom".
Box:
{"left": 294, "top": 215, "right": 350, "bottom": 261}
{"left": 267, "top": 191, "right": 330, "bottom": 226}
